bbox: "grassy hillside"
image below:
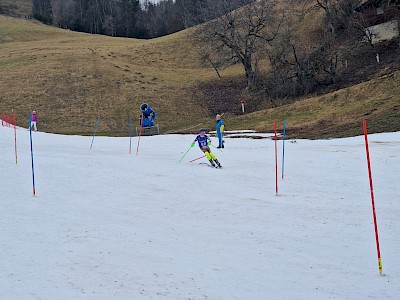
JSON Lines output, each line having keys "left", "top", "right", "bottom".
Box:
{"left": 228, "top": 71, "right": 400, "bottom": 139}
{"left": 0, "top": 14, "right": 399, "bottom": 138}
{"left": 0, "top": 15, "right": 219, "bottom": 135}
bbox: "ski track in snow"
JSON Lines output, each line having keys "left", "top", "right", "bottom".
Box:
{"left": 0, "top": 125, "right": 399, "bottom": 300}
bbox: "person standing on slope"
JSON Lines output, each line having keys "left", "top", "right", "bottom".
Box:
{"left": 31, "top": 110, "right": 38, "bottom": 131}
{"left": 191, "top": 128, "right": 222, "bottom": 168}
{"left": 216, "top": 114, "right": 225, "bottom": 148}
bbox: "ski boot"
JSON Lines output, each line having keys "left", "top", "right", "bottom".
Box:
{"left": 209, "top": 159, "right": 216, "bottom": 167}
{"left": 214, "top": 159, "right": 222, "bottom": 168}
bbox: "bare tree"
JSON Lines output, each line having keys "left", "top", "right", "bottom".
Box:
{"left": 52, "top": 0, "right": 75, "bottom": 29}
{"left": 263, "top": 0, "right": 321, "bottom": 97}
{"left": 264, "top": 0, "right": 380, "bottom": 98}
{"left": 33, "top": 0, "right": 53, "bottom": 24}
{"left": 193, "top": 0, "right": 281, "bottom": 89}
{"left": 316, "top": 0, "right": 376, "bottom": 45}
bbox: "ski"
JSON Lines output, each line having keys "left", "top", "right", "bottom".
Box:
{"left": 199, "top": 162, "right": 222, "bottom": 169}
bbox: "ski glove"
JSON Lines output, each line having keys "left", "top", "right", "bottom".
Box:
{"left": 191, "top": 142, "right": 195, "bottom": 147}
{"left": 208, "top": 141, "right": 211, "bottom": 145}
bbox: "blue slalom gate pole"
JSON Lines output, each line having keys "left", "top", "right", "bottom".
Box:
{"left": 282, "top": 119, "right": 287, "bottom": 180}
{"left": 28, "top": 114, "right": 36, "bottom": 196}
{"left": 90, "top": 114, "right": 101, "bottom": 150}
{"left": 129, "top": 115, "right": 132, "bottom": 154}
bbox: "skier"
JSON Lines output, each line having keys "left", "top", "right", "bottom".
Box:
{"left": 191, "top": 128, "right": 222, "bottom": 168}
{"left": 31, "top": 110, "right": 38, "bottom": 131}
{"left": 216, "top": 114, "right": 225, "bottom": 148}
{"left": 140, "top": 103, "right": 157, "bottom": 127}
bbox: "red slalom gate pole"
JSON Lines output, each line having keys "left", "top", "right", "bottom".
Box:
{"left": 363, "top": 119, "right": 382, "bottom": 274}
{"left": 274, "top": 119, "right": 278, "bottom": 195}
{"left": 14, "top": 112, "right": 18, "bottom": 164}
{"left": 136, "top": 115, "right": 144, "bottom": 156}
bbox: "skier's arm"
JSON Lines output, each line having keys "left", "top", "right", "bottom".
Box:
{"left": 191, "top": 138, "right": 197, "bottom": 147}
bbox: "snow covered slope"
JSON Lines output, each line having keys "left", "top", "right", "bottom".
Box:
{"left": 1, "top": 125, "right": 399, "bottom": 299}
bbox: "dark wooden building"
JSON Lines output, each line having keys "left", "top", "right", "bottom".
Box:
{"left": 356, "top": 0, "right": 399, "bottom": 43}
{"left": 357, "top": 0, "right": 399, "bottom": 27}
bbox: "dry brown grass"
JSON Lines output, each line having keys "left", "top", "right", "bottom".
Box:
{"left": 0, "top": 15, "right": 223, "bottom": 135}
{"left": 226, "top": 71, "right": 400, "bottom": 138}
{"left": 0, "top": 7, "right": 399, "bottom": 138}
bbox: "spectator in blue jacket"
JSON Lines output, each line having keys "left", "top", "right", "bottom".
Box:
{"left": 216, "top": 114, "right": 225, "bottom": 148}
{"left": 140, "top": 103, "right": 156, "bottom": 127}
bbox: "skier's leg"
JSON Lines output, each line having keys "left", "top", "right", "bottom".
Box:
{"left": 214, "top": 159, "right": 221, "bottom": 167}
{"left": 204, "top": 151, "right": 211, "bottom": 160}
{"left": 210, "top": 152, "right": 217, "bottom": 160}
{"left": 209, "top": 152, "right": 221, "bottom": 167}
{"left": 204, "top": 151, "right": 215, "bottom": 166}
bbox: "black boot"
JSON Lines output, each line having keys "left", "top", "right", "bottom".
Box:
{"left": 209, "top": 159, "right": 216, "bottom": 167}
{"left": 214, "top": 159, "right": 222, "bottom": 168}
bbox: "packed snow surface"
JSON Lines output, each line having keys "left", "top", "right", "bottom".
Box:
{"left": 1, "top": 125, "right": 399, "bottom": 299}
